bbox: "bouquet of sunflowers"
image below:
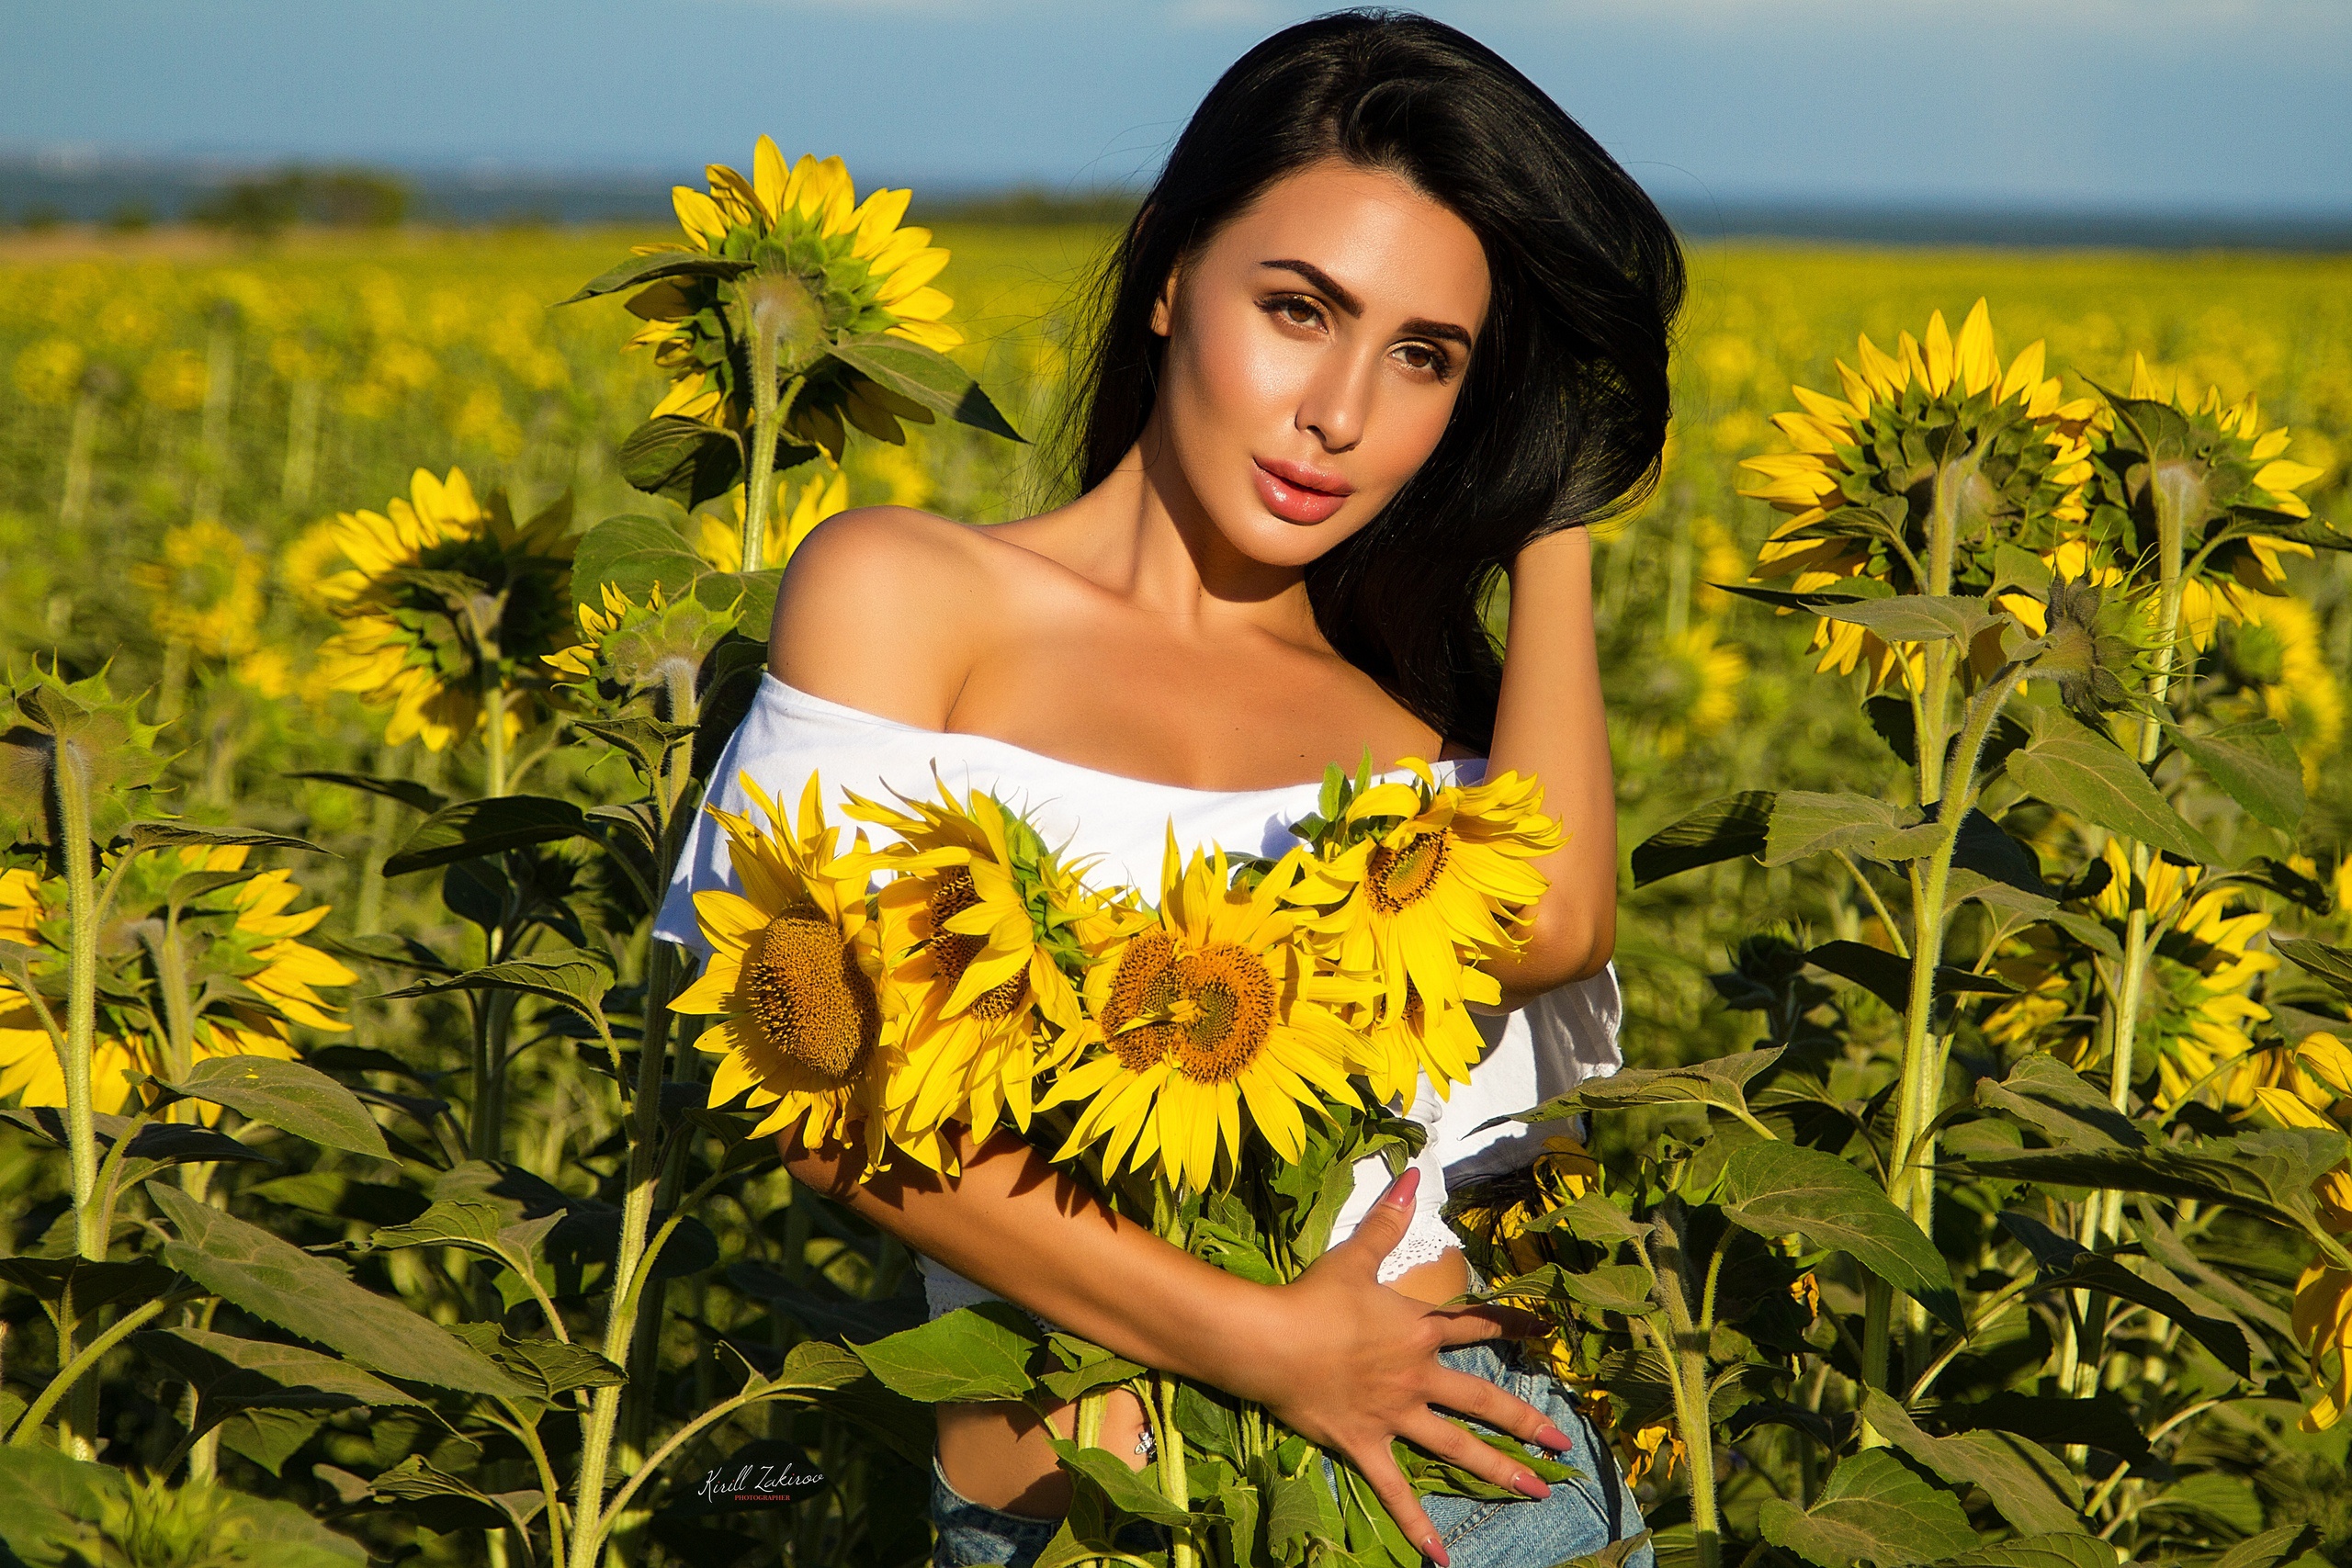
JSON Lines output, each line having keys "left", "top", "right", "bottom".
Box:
{"left": 671, "top": 758, "right": 1565, "bottom": 1567}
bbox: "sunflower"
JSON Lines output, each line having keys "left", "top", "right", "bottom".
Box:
{"left": 0, "top": 848, "right": 353, "bottom": 1114}
{"left": 2251, "top": 1037, "right": 2352, "bottom": 1430}
{"left": 1039, "top": 839, "right": 1363, "bottom": 1193}
{"left": 616, "top": 136, "right": 960, "bottom": 459}
{"left": 1635, "top": 623, "right": 1747, "bottom": 759}
{"left": 2079, "top": 840, "right": 2278, "bottom": 1108}
{"left": 670, "top": 773, "right": 939, "bottom": 1172}
{"left": 313, "top": 467, "right": 575, "bottom": 751}
{"left": 2066, "top": 356, "right": 2341, "bottom": 657}
{"left": 843, "top": 782, "right": 1133, "bottom": 1152}
{"left": 694, "top": 466, "right": 849, "bottom": 572}
{"left": 2222, "top": 595, "right": 2345, "bottom": 789}
{"left": 132, "top": 519, "right": 265, "bottom": 661}
{"left": 1740, "top": 300, "right": 2096, "bottom": 691}
{"left": 1284, "top": 760, "right": 1561, "bottom": 1107}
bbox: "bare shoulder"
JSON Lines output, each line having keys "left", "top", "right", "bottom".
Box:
{"left": 765, "top": 505, "right": 1052, "bottom": 728}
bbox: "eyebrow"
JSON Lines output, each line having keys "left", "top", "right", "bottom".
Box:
{"left": 1260, "top": 259, "right": 1475, "bottom": 351}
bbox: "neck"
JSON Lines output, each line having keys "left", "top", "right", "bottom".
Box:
{"left": 1057, "top": 412, "right": 1319, "bottom": 639}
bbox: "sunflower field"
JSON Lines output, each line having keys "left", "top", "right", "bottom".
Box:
{"left": 3, "top": 148, "right": 2352, "bottom": 1568}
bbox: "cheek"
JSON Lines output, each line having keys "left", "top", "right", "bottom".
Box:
{"left": 1170, "top": 299, "right": 1300, "bottom": 432}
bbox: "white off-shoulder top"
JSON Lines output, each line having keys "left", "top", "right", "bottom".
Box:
{"left": 653, "top": 673, "right": 1624, "bottom": 1319}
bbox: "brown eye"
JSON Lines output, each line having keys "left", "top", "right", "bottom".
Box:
{"left": 1266, "top": 295, "right": 1324, "bottom": 330}
{"left": 1395, "top": 342, "right": 1452, "bottom": 379}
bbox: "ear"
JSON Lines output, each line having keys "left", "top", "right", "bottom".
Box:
{"left": 1149, "top": 260, "right": 1181, "bottom": 339}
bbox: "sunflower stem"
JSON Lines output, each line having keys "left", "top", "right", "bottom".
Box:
{"left": 741, "top": 373, "right": 806, "bottom": 576}
{"left": 1645, "top": 1213, "right": 1719, "bottom": 1568}
{"left": 1153, "top": 1371, "right": 1194, "bottom": 1568}
{"left": 2097, "top": 476, "right": 2191, "bottom": 1250}
{"left": 569, "top": 942, "right": 683, "bottom": 1568}
{"left": 482, "top": 678, "right": 509, "bottom": 799}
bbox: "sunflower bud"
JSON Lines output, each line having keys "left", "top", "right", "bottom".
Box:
{"left": 743, "top": 267, "right": 831, "bottom": 382}
{"left": 2021, "top": 575, "right": 2149, "bottom": 724}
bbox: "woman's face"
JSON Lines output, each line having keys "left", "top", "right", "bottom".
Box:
{"left": 1149, "top": 158, "right": 1491, "bottom": 569}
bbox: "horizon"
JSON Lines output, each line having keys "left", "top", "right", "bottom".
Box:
{"left": 6, "top": 0, "right": 2349, "bottom": 220}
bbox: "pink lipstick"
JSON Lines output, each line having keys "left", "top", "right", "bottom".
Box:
{"left": 1252, "top": 457, "right": 1355, "bottom": 525}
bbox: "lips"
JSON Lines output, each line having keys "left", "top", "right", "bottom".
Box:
{"left": 1251, "top": 457, "right": 1355, "bottom": 525}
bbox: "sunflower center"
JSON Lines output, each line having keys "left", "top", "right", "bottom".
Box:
{"left": 1102, "top": 929, "right": 1180, "bottom": 1071}
{"left": 1100, "top": 935, "right": 1277, "bottom": 1080}
{"left": 1167, "top": 946, "right": 1278, "bottom": 1083}
{"left": 925, "top": 868, "right": 1027, "bottom": 1020}
{"left": 741, "top": 901, "right": 878, "bottom": 1087}
{"left": 1366, "top": 830, "right": 1450, "bottom": 913}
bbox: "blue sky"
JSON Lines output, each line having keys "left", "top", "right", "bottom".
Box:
{"left": 7, "top": 0, "right": 2349, "bottom": 211}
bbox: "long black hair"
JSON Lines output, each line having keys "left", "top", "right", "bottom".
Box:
{"left": 1061, "top": 9, "right": 1684, "bottom": 751}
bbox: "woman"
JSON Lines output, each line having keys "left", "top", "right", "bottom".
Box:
{"left": 655, "top": 12, "right": 1682, "bottom": 1565}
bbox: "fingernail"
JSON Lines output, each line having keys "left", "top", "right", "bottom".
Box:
{"left": 1423, "top": 1532, "right": 1450, "bottom": 1566}
{"left": 1382, "top": 1168, "right": 1422, "bottom": 1209}
{"left": 1513, "top": 1472, "right": 1552, "bottom": 1500}
{"left": 1534, "top": 1422, "right": 1573, "bottom": 1450}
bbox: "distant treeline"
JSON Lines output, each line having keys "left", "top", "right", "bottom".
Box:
{"left": 4, "top": 157, "right": 2349, "bottom": 249}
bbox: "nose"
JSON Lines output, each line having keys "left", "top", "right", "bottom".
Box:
{"left": 1296, "top": 343, "right": 1377, "bottom": 455}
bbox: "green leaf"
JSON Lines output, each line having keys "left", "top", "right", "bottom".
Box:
{"left": 1047, "top": 1436, "right": 1196, "bottom": 1526}
{"left": 1973, "top": 1054, "right": 2144, "bottom": 1151}
{"left": 1631, "top": 791, "right": 1775, "bottom": 886}
{"left": 446, "top": 1322, "right": 625, "bottom": 1401}
{"left": 1758, "top": 1449, "right": 1978, "bottom": 1568}
{"left": 1804, "top": 942, "right": 2017, "bottom": 1014}
{"left": 1924, "top": 1536, "right": 2125, "bottom": 1568}
{"left": 380, "top": 950, "right": 614, "bottom": 1035}
{"left": 1818, "top": 593, "right": 2007, "bottom": 646}
{"left": 1997, "top": 1213, "right": 2250, "bottom": 1376}
{"left": 164, "top": 1055, "right": 390, "bottom": 1161}
{"left": 852, "top": 1301, "right": 1041, "bottom": 1404}
{"left": 382, "top": 795, "right": 589, "bottom": 876}
{"left": 1556, "top": 1534, "right": 1657, "bottom": 1568}
{"left": 2278, "top": 937, "right": 2352, "bottom": 1006}
{"left": 1860, "top": 1391, "right": 2083, "bottom": 1537}
{"left": 368, "top": 1453, "right": 542, "bottom": 1534}
{"left": 2168, "top": 718, "right": 2304, "bottom": 833}
{"left": 286, "top": 770, "right": 448, "bottom": 816}
{"left": 0, "top": 1446, "right": 122, "bottom": 1564}
{"left": 1765, "top": 792, "right": 1922, "bottom": 865}
{"left": 367, "top": 1197, "right": 562, "bottom": 1279}
{"left": 148, "top": 1184, "right": 525, "bottom": 1398}
{"left": 2005, "top": 710, "right": 2216, "bottom": 863}
{"left": 1948, "top": 1127, "right": 2349, "bottom": 1240}
{"left": 558, "top": 250, "right": 753, "bottom": 305}
{"left": 829, "top": 334, "right": 1023, "bottom": 442}
{"left": 571, "top": 511, "right": 715, "bottom": 611}
{"left": 615, "top": 417, "right": 745, "bottom": 508}
{"left": 1532, "top": 1190, "right": 1646, "bottom": 1247}
{"left": 247, "top": 1172, "right": 427, "bottom": 1226}
{"left": 118, "top": 821, "right": 330, "bottom": 857}
{"left": 0, "top": 1255, "right": 177, "bottom": 1312}
{"left": 1928, "top": 1392, "right": 2146, "bottom": 1460}
{"left": 1720, "top": 1144, "right": 1962, "bottom": 1328}
{"left": 1481, "top": 1048, "right": 1782, "bottom": 1130}
{"left": 134, "top": 1325, "right": 424, "bottom": 1442}
{"left": 2209, "top": 1523, "right": 2319, "bottom": 1568}
{"left": 1483, "top": 1261, "right": 1658, "bottom": 1318}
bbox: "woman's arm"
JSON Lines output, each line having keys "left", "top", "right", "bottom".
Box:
{"left": 784, "top": 1124, "right": 1570, "bottom": 1563}
{"left": 1480, "top": 526, "right": 1617, "bottom": 1000}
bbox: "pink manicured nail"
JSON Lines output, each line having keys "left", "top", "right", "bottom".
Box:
{"left": 1382, "top": 1168, "right": 1422, "bottom": 1209}
{"left": 1423, "top": 1532, "right": 1451, "bottom": 1566}
{"left": 1513, "top": 1472, "right": 1551, "bottom": 1500}
{"left": 1534, "top": 1422, "right": 1573, "bottom": 1450}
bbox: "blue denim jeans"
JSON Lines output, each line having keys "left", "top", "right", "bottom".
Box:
{"left": 928, "top": 1338, "right": 1650, "bottom": 1568}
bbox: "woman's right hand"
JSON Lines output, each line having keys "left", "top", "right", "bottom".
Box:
{"left": 1216, "top": 1168, "right": 1576, "bottom": 1566}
